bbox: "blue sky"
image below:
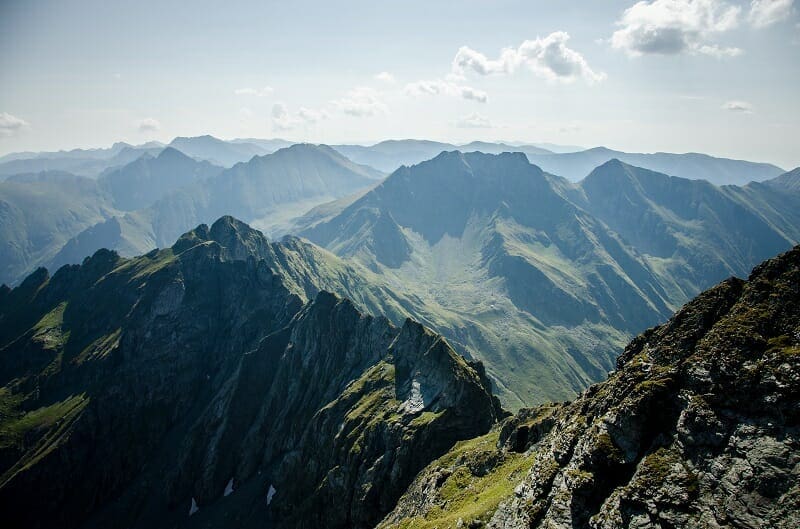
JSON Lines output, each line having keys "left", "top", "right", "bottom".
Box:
{"left": 1, "top": 0, "right": 798, "bottom": 168}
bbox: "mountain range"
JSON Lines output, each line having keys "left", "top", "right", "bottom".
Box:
{"left": 1, "top": 215, "right": 797, "bottom": 528}
{"left": 0, "top": 144, "right": 381, "bottom": 286}
{"left": 1, "top": 141, "right": 798, "bottom": 409}
{"left": 1, "top": 136, "right": 785, "bottom": 185}
{"left": 298, "top": 151, "right": 800, "bottom": 407}
{"left": 330, "top": 140, "right": 784, "bottom": 185}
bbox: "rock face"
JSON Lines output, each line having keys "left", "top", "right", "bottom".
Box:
{"left": 0, "top": 216, "right": 502, "bottom": 529}
{"left": 380, "top": 245, "right": 800, "bottom": 529}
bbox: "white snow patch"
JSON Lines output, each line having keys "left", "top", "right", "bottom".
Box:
{"left": 224, "top": 477, "right": 234, "bottom": 497}
{"left": 403, "top": 379, "right": 425, "bottom": 413}
{"left": 267, "top": 484, "right": 277, "bottom": 505}
{"left": 189, "top": 497, "right": 199, "bottom": 516}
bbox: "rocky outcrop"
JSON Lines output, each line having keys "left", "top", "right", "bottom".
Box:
{"left": 381, "top": 245, "right": 800, "bottom": 529}
{"left": 0, "top": 216, "right": 502, "bottom": 529}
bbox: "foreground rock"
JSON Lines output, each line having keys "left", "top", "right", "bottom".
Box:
{"left": 381, "top": 245, "right": 800, "bottom": 529}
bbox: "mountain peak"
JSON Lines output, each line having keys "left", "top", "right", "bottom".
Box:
{"left": 155, "top": 146, "right": 191, "bottom": 161}
{"left": 171, "top": 216, "right": 270, "bottom": 260}
{"left": 764, "top": 166, "right": 800, "bottom": 193}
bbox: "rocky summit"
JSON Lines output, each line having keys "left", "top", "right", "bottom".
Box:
{"left": 0, "top": 216, "right": 502, "bottom": 529}
{"left": 380, "top": 245, "right": 800, "bottom": 529}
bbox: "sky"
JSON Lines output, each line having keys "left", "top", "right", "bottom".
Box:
{"left": 0, "top": 0, "right": 799, "bottom": 168}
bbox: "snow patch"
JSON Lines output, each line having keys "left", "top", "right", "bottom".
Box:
{"left": 402, "top": 379, "right": 425, "bottom": 413}
{"left": 267, "top": 484, "right": 277, "bottom": 505}
{"left": 224, "top": 477, "right": 234, "bottom": 497}
{"left": 189, "top": 497, "right": 199, "bottom": 516}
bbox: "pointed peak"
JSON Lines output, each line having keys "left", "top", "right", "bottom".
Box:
{"left": 209, "top": 215, "right": 252, "bottom": 240}
{"left": 156, "top": 146, "right": 191, "bottom": 161}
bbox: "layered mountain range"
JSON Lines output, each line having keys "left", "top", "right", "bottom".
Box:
{"left": 0, "top": 144, "right": 380, "bottom": 286}
{"left": 2, "top": 141, "right": 799, "bottom": 410}
{"left": 1, "top": 217, "right": 798, "bottom": 528}
{"left": 298, "top": 151, "right": 800, "bottom": 406}
{"left": 332, "top": 140, "right": 784, "bottom": 185}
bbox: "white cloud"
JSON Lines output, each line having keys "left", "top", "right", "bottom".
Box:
{"left": 749, "top": 0, "right": 794, "bottom": 27}
{"left": 404, "top": 79, "right": 488, "bottom": 103}
{"left": 611, "top": 0, "right": 742, "bottom": 57}
{"left": 722, "top": 100, "right": 755, "bottom": 112}
{"left": 0, "top": 112, "right": 28, "bottom": 137}
{"left": 454, "top": 112, "right": 492, "bottom": 128}
{"left": 333, "top": 87, "right": 388, "bottom": 117}
{"left": 234, "top": 86, "right": 274, "bottom": 97}
{"left": 297, "top": 106, "right": 329, "bottom": 123}
{"left": 271, "top": 103, "right": 295, "bottom": 131}
{"left": 452, "top": 32, "right": 606, "bottom": 84}
{"left": 137, "top": 117, "right": 160, "bottom": 132}
{"left": 271, "top": 103, "right": 328, "bottom": 130}
{"left": 374, "top": 71, "right": 396, "bottom": 84}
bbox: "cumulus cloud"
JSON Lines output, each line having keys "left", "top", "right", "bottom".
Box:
{"left": 404, "top": 79, "right": 488, "bottom": 103}
{"left": 722, "top": 100, "right": 754, "bottom": 112}
{"left": 137, "top": 118, "right": 161, "bottom": 132}
{"left": 374, "top": 71, "right": 396, "bottom": 84}
{"left": 0, "top": 112, "right": 28, "bottom": 137}
{"left": 454, "top": 112, "right": 492, "bottom": 128}
{"left": 452, "top": 32, "right": 605, "bottom": 84}
{"left": 235, "top": 86, "right": 274, "bottom": 97}
{"left": 611, "top": 0, "right": 742, "bottom": 57}
{"left": 749, "top": 0, "right": 794, "bottom": 27}
{"left": 271, "top": 103, "right": 328, "bottom": 130}
{"left": 333, "top": 87, "right": 388, "bottom": 117}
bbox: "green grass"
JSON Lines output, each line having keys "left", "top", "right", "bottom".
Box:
{"left": 0, "top": 391, "right": 88, "bottom": 451}
{"left": 31, "top": 301, "right": 69, "bottom": 351}
{"left": 74, "top": 328, "right": 121, "bottom": 364}
{"left": 383, "top": 431, "right": 534, "bottom": 529}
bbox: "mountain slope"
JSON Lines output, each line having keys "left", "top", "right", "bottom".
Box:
{"left": 577, "top": 159, "right": 797, "bottom": 298}
{"left": 98, "top": 147, "right": 223, "bottom": 211}
{"left": 299, "top": 152, "right": 799, "bottom": 408}
{"left": 0, "top": 172, "right": 117, "bottom": 285}
{"left": 47, "top": 144, "right": 383, "bottom": 273}
{"left": 0, "top": 150, "right": 228, "bottom": 285}
{"left": 0, "top": 216, "right": 501, "bottom": 529}
{"left": 301, "top": 151, "right": 677, "bottom": 407}
{"left": 381, "top": 244, "right": 800, "bottom": 529}
{"left": 764, "top": 167, "right": 800, "bottom": 193}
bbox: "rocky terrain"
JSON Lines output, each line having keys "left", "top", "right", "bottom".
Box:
{"left": 0, "top": 216, "right": 502, "bottom": 529}
{"left": 380, "top": 244, "right": 800, "bottom": 528}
